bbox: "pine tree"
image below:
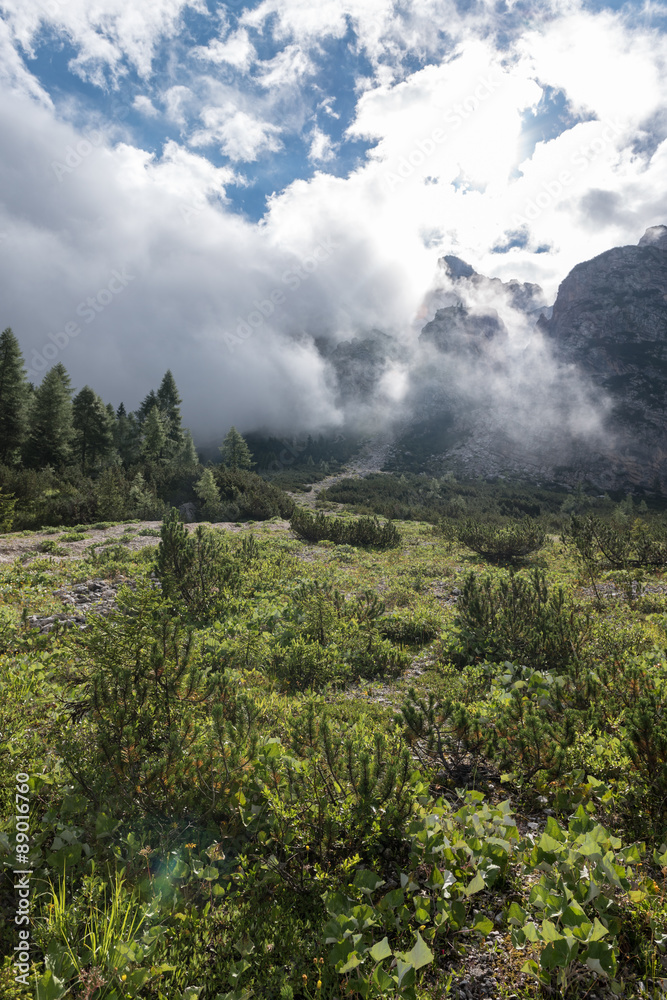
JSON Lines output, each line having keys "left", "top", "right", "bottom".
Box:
{"left": 220, "top": 426, "right": 254, "bottom": 471}
{"left": 72, "top": 386, "right": 113, "bottom": 470}
{"left": 24, "top": 363, "right": 74, "bottom": 468}
{"left": 0, "top": 328, "right": 29, "bottom": 463}
{"left": 142, "top": 404, "right": 167, "bottom": 462}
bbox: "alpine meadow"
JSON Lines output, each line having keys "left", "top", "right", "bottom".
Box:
{"left": 2, "top": 2, "right": 667, "bottom": 1000}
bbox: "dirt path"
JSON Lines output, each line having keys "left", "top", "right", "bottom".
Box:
{"left": 285, "top": 436, "right": 393, "bottom": 510}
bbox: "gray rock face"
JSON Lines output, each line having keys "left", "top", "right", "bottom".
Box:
{"left": 541, "top": 226, "right": 667, "bottom": 487}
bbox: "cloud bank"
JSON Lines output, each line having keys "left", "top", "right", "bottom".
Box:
{"left": 0, "top": 0, "right": 665, "bottom": 444}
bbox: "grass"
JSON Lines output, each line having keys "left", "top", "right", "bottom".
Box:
{"left": 1, "top": 490, "right": 667, "bottom": 998}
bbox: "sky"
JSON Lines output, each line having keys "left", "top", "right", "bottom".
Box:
{"left": 0, "top": 0, "right": 666, "bottom": 440}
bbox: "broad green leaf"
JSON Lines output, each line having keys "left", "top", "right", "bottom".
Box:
{"left": 36, "top": 971, "right": 66, "bottom": 1000}
{"left": 463, "top": 871, "right": 485, "bottom": 896}
{"left": 507, "top": 902, "right": 526, "bottom": 925}
{"left": 381, "top": 888, "right": 405, "bottom": 909}
{"left": 590, "top": 918, "right": 609, "bottom": 942}
{"left": 584, "top": 940, "right": 617, "bottom": 977}
{"left": 403, "top": 932, "right": 434, "bottom": 970}
{"left": 372, "top": 966, "right": 395, "bottom": 990}
{"left": 561, "top": 902, "right": 588, "bottom": 929}
{"left": 541, "top": 937, "right": 577, "bottom": 971}
{"left": 538, "top": 833, "right": 563, "bottom": 855}
{"left": 369, "top": 937, "right": 392, "bottom": 962}
{"left": 234, "top": 936, "right": 255, "bottom": 957}
{"left": 473, "top": 916, "right": 494, "bottom": 936}
{"left": 541, "top": 920, "right": 563, "bottom": 944}
{"left": 522, "top": 922, "right": 540, "bottom": 943}
{"left": 338, "top": 952, "right": 362, "bottom": 974}
{"left": 396, "top": 959, "right": 416, "bottom": 988}
{"left": 545, "top": 816, "right": 565, "bottom": 841}
{"left": 354, "top": 869, "right": 385, "bottom": 895}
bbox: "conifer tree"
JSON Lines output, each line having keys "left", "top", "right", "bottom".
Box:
{"left": 157, "top": 370, "right": 184, "bottom": 452}
{"left": 194, "top": 468, "right": 223, "bottom": 520}
{"left": 220, "top": 426, "right": 254, "bottom": 471}
{"left": 0, "top": 328, "right": 29, "bottom": 463}
{"left": 142, "top": 404, "right": 167, "bottom": 462}
{"left": 24, "top": 363, "right": 74, "bottom": 468}
{"left": 176, "top": 430, "right": 198, "bottom": 468}
{"left": 72, "top": 386, "right": 113, "bottom": 470}
{"left": 137, "top": 389, "right": 159, "bottom": 425}
{"left": 114, "top": 403, "right": 141, "bottom": 465}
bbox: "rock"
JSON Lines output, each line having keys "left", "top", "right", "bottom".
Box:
{"left": 179, "top": 502, "right": 197, "bottom": 523}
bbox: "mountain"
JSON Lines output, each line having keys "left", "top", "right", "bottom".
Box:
{"left": 540, "top": 225, "right": 667, "bottom": 488}
{"left": 394, "top": 228, "right": 667, "bottom": 489}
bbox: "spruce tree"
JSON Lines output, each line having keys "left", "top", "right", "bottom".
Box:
{"left": 176, "top": 430, "right": 198, "bottom": 468}
{"left": 220, "top": 426, "right": 254, "bottom": 471}
{"left": 24, "top": 363, "right": 74, "bottom": 468}
{"left": 0, "top": 328, "right": 29, "bottom": 463}
{"left": 142, "top": 404, "right": 167, "bottom": 462}
{"left": 114, "top": 403, "right": 141, "bottom": 465}
{"left": 157, "top": 370, "right": 184, "bottom": 452}
{"left": 72, "top": 386, "right": 114, "bottom": 470}
{"left": 137, "top": 389, "right": 159, "bottom": 425}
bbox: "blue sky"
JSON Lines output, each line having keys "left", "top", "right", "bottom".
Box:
{"left": 0, "top": 0, "right": 665, "bottom": 434}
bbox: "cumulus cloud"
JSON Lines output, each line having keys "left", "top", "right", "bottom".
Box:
{"left": 191, "top": 107, "right": 283, "bottom": 161}
{"left": 0, "top": 0, "right": 205, "bottom": 83}
{"left": 0, "top": 0, "right": 666, "bottom": 451}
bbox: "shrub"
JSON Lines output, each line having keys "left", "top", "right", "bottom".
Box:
{"left": 449, "top": 567, "right": 589, "bottom": 671}
{"left": 0, "top": 489, "right": 16, "bottom": 532}
{"left": 379, "top": 605, "right": 442, "bottom": 645}
{"left": 155, "top": 508, "right": 239, "bottom": 619}
{"left": 214, "top": 467, "right": 294, "bottom": 521}
{"left": 457, "top": 517, "right": 546, "bottom": 561}
{"left": 290, "top": 508, "right": 401, "bottom": 549}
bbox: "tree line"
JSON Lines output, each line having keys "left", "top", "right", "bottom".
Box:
{"left": 0, "top": 327, "right": 264, "bottom": 528}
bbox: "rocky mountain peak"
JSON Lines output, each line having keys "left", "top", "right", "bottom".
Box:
{"left": 638, "top": 224, "right": 667, "bottom": 249}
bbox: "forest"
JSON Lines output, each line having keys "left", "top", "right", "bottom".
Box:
{"left": 1, "top": 332, "right": 667, "bottom": 999}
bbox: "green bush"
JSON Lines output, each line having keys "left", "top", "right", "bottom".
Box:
{"left": 449, "top": 567, "right": 589, "bottom": 671}
{"left": 0, "top": 489, "right": 16, "bottom": 532}
{"left": 290, "top": 508, "right": 401, "bottom": 549}
{"left": 214, "top": 467, "right": 294, "bottom": 521}
{"left": 155, "top": 508, "right": 239, "bottom": 620}
{"left": 457, "top": 517, "right": 546, "bottom": 561}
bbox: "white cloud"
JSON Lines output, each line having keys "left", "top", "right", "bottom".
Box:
{"left": 308, "top": 127, "right": 336, "bottom": 163}
{"left": 133, "top": 94, "right": 159, "bottom": 117}
{"left": 255, "top": 44, "right": 314, "bottom": 89}
{"left": 192, "top": 28, "right": 256, "bottom": 72}
{"left": 0, "top": 0, "right": 666, "bottom": 444}
{"left": 190, "top": 107, "right": 283, "bottom": 161}
{"left": 0, "top": 0, "right": 206, "bottom": 82}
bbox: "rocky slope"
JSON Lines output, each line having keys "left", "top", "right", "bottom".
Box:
{"left": 540, "top": 225, "right": 667, "bottom": 487}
